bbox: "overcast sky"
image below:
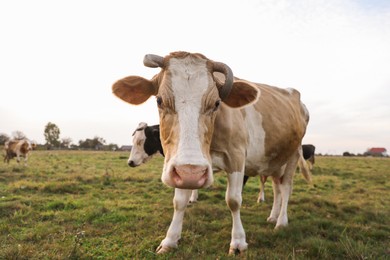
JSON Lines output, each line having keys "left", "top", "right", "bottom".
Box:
{"left": 1, "top": 0, "right": 389, "bottom": 155}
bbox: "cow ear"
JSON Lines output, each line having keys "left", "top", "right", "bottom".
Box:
{"left": 222, "top": 80, "right": 259, "bottom": 108}
{"left": 112, "top": 76, "right": 157, "bottom": 105}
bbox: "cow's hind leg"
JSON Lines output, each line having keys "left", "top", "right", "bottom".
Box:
{"left": 268, "top": 152, "right": 299, "bottom": 229}
{"left": 156, "top": 188, "right": 192, "bottom": 254}
{"left": 257, "top": 175, "right": 267, "bottom": 203}
{"left": 308, "top": 156, "right": 314, "bottom": 170}
{"left": 267, "top": 173, "right": 282, "bottom": 223}
{"left": 226, "top": 171, "right": 248, "bottom": 255}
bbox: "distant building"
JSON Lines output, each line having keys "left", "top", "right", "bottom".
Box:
{"left": 119, "top": 145, "right": 132, "bottom": 151}
{"left": 364, "top": 147, "right": 388, "bottom": 157}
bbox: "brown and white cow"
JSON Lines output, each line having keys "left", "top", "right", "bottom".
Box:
{"left": 4, "top": 139, "right": 35, "bottom": 165}
{"left": 112, "top": 51, "right": 310, "bottom": 254}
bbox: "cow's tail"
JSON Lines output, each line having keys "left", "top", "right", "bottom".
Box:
{"left": 298, "top": 147, "right": 312, "bottom": 184}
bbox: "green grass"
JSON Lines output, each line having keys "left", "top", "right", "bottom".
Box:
{"left": 0, "top": 151, "right": 389, "bottom": 259}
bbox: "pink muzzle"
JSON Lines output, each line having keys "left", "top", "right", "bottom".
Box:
{"left": 171, "top": 164, "right": 208, "bottom": 189}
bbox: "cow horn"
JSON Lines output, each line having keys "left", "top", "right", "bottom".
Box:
{"left": 144, "top": 54, "right": 164, "bottom": 68}
{"left": 213, "top": 62, "right": 233, "bottom": 100}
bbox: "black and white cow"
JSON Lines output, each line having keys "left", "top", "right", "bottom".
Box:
{"left": 128, "top": 122, "right": 163, "bottom": 167}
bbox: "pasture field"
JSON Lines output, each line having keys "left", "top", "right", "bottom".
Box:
{"left": 0, "top": 150, "right": 389, "bottom": 259}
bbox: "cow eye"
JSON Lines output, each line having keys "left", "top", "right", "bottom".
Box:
{"left": 213, "top": 100, "right": 221, "bottom": 111}
{"left": 156, "top": 96, "right": 163, "bottom": 107}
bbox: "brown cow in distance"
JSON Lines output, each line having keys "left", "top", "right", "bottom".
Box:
{"left": 4, "top": 139, "right": 35, "bottom": 165}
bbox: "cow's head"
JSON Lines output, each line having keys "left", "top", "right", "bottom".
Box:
{"left": 128, "top": 122, "right": 161, "bottom": 167}
{"left": 128, "top": 122, "right": 149, "bottom": 167}
{"left": 113, "top": 52, "right": 259, "bottom": 189}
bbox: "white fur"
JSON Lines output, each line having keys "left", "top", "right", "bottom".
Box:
{"left": 162, "top": 57, "right": 213, "bottom": 187}
{"left": 242, "top": 106, "right": 267, "bottom": 176}
{"left": 128, "top": 128, "right": 149, "bottom": 166}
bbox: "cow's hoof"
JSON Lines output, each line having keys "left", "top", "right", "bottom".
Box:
{"left": 156, "top": 245, "right": 173, "bottom": 254}
{"left": 267, "top": 216, "right": 277, "bottom": 223}
{"left": 275, "top": 223, "right": 288, "bottom": 230}
{"left": 229, "top": 247, "right": 246, "bottom": 256}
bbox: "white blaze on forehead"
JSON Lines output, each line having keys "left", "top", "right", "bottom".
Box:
{"left": 129, "top": 129, "right": 148, "bottom": 164}
{"left": 169, "top": 57, "right": 209, "bottom": 165}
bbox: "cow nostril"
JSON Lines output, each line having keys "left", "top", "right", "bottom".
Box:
{"left": 128, "top": 161, "right": 136, "bottom": 167}
{"left": 171, "top": 165, "right": 208, "bottom": 189}
{"left": 172, "top": 167, "right": 183, "bottom": 184}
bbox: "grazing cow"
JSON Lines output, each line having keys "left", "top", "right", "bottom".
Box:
{"left": 128, "top": 122, "right": 198, "bottom": 203}
{"left": 302, "top": 144, "right": 316, "bottom": 169}
{"left": 4, "top": 139, "right": 35, "bottom": 165}
{"left": 112, "top": 51, "right": 311, "bottom": 254}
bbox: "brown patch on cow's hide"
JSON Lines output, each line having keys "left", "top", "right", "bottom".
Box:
{"left": 20, "top": 141, "right": 29, "bottom": 154}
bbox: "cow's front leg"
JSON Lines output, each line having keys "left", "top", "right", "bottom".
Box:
{"left": 189, "top": 190, "right": 198, "bottom": 203}
{"left": 24, "top": 155, "right": 28, "bottom": 166}
{"left": 156, "top": 188, "right": 192, "bottom": 254}
{"left": 16, "top": 153, "right": 21, "bottom": 164}
{"left": 226, "top": 171, "right": 247, "bottom": 255}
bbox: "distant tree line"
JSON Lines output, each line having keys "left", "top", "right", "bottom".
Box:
{"left": 0, "top": 122, "right": 119, "bottom": 151}
{"left": 342, "top": 150, "right": 388, "bottom": 157}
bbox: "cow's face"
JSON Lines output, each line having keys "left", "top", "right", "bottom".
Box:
{"left": 157, "top": 55, "right": 220, "bottom": 189}
{"left": 113, "top": 52, "right": 259, "bottom": 189}
{"left": 128, "top": 122, "right": 150, "bottom": 167}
